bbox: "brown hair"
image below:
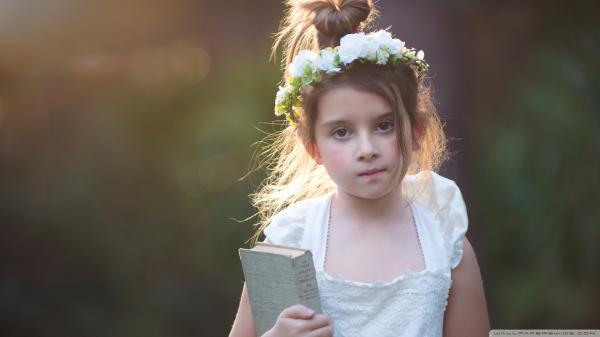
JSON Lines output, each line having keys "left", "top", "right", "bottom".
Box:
{"left": 246, "top": 0, "right": 447, "bottom": 245}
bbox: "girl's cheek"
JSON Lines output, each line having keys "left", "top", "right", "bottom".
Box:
{"left": 385, "top": 135, "right": 400, "bottom": 152}
{"left": 331, "top": 151, "right": 346, "bottom": 166}
{"left": 322, "top": 145, "right": 347, "bottom": 166}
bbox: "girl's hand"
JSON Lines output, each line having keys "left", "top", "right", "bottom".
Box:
{"left": 261, "top": 304, "right": 333, "bottom": 337}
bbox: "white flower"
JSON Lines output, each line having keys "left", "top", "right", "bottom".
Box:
{"left": 338, "top": 32, "right": 368, "bottom": 65}
{"left": 416, "top": 50, "right": 425, "bottom": 60}
{"left": 376, "top": 49, "right": 390, "bottom": 65}
{"left": 370, "top": 30, "right": 395, "bottom": 51}
{"left": 318, "top": 48, "right": 341, "bottom": 73}
{"left": 275, "top": 85, "right": 288, "bottom": 105}
{"left": 364, "top": 35, "right": 380, "bottom": 62}
{"left": 391, "top": 38, "right": 406, "bottom": 56}
{"left": 289, "top": 50, "right": 319, "bottom": 77}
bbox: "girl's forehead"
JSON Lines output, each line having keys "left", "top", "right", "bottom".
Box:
{"left": 317, "top": 86, "right": 392, "bottom": 123}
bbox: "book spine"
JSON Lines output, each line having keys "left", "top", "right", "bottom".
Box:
{"left": 292, "top": 252, "right": 322, "bottom": 313}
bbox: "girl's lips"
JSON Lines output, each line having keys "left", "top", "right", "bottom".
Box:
{"left": 359, "top": 169, "right": 385, "bottom": 176}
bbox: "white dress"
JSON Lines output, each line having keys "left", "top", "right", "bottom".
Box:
{"left": 262, "top": 170, "right": 469, "bottom": 337}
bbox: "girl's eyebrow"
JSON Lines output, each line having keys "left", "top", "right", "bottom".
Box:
{"left": 320, "top": 111, "right": 394, "bottom": 128}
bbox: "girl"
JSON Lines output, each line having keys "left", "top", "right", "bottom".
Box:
{"left": 230, "top": 0, "right": 490, "bottom": 336}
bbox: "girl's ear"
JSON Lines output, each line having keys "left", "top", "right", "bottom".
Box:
{"left": 304, "top": 142, "right": 323, "bottom": 165}
{"left": 297, "top": 131, "right": 323, "bottom": 164}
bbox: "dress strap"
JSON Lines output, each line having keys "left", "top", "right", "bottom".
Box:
{"left": 304, "top": 191, "right": 334, "bottom": 273}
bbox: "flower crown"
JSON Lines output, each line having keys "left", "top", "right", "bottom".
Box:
{"left": 274, "top": 29, "right": 428, "bottom": 124}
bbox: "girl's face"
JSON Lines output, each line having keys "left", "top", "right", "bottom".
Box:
{"left": 310, "top": 86, "right": 403, "bottom": 200}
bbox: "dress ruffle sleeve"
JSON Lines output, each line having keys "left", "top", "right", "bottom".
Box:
{"left": 405, "top": 170, "right": 469, "bottom": 270}
{"left": 262, "top": 200, "right": 311, "bottom": 248}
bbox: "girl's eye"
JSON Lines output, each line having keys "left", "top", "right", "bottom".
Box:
{"left": 332, "top": 128, "right": 350, "bottom": 138}
{"left": 377, "top": 121, "right": 395, "bottom": 132}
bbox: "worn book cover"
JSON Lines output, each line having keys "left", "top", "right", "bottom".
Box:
{"left": 238, "top": 242, "right": 322, "bottom": 336}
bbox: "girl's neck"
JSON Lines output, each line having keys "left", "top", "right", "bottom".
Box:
{"left": 333, "top": 184, "right": 410, "bottom": 229}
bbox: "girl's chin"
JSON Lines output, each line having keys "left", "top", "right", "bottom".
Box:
{"left": 340, "top": 188, "right": 395, "bottom": 201}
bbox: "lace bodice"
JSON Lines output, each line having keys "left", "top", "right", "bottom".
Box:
{"left": 262, "top": 171, "right": 469, "bottom": 337}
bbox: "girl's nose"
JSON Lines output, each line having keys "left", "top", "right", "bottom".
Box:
{"left": 356, "top": 133, "right": 379, "bottom": 161}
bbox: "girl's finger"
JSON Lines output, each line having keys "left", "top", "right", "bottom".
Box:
{"left": 304, "top": 313, "right": 332, "bottom": 330}
{"left": 279, "top": 304, "right": 316, "bottom": 320}
{"left": 307, "top": 322, "right": 334, "bottom": 337}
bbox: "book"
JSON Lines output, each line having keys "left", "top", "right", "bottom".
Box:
{"left": 238, "top": 242, "right": 322, "bottom": 337}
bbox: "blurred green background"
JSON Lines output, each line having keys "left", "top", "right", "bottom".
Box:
{"left": 0, "top": 0, "right": 598, "bottom": 336}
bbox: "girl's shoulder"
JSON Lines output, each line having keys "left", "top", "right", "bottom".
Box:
{"left": 262, "top": 193, "right": 330, "bottom": 248}
{"left": 404, "top": 170, "right": 469, "bottom": 270}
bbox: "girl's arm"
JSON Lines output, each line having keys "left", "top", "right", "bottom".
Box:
{"left": 228, "top": 282, "right": 257, "bottom": 337}
{"left": 443, "top": 236, "right": 490, "bottom": 337}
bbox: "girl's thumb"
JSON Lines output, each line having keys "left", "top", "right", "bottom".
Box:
{"left": 282, "top": 304, "right": 315, "bottom": 319}
{"left": 301, "top": 306, "right": 315, "bottom": 317}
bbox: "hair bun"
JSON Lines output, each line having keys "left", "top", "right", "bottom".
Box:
{"left": 271, "top": 0, "right": 379, "bottom": 79}
{"left": 305, "top": 0, "right": 377, "bottom": 48}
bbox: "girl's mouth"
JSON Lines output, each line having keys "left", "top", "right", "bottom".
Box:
{"left": 359, "top": 169, "right": 385, "bottom": 176}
